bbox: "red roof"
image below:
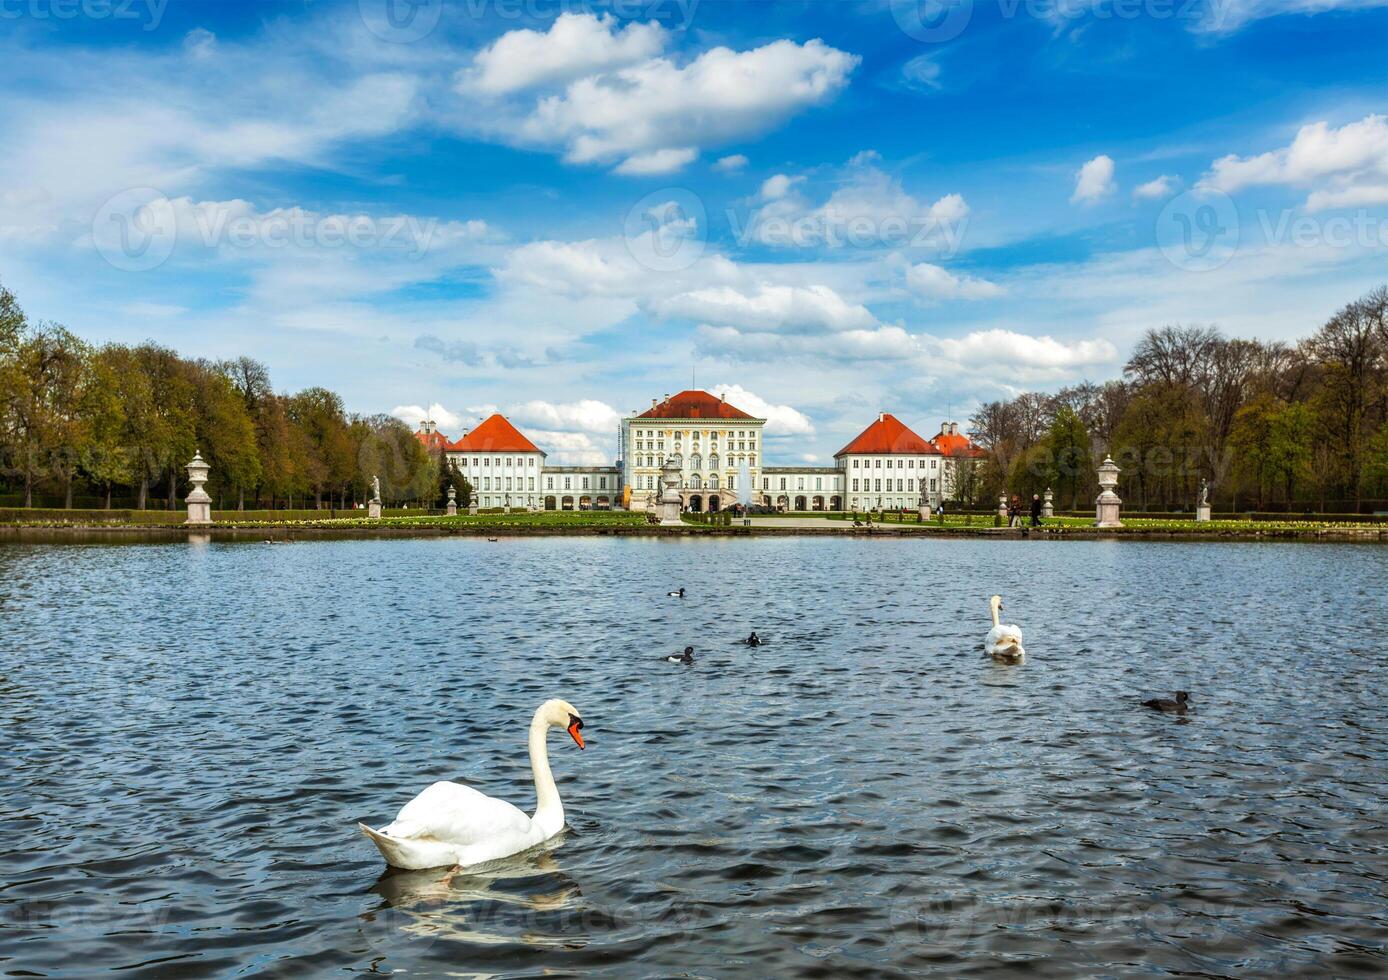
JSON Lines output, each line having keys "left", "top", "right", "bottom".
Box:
{"left": 931, "top": 430, "right": 987, "bottom": 458}
{"left": 835, "top": 413, "right": 941, "bottom": 457}
{"left": 414, "top": 428, "right": 450, "bottom": 452}
{"left": 447, "top": 414, "right": 544, "bottom": 454}
{"left": 636, "top": 390, "right": 757, "bottom": 420}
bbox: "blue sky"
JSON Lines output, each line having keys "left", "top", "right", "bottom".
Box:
{"left": 1, "top": 0, "right": 1384, "bottom": 462}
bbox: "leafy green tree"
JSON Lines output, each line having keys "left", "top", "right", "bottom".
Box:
{"left": 1039, "top": 405, "right": 1092, "bottom": 510}
{"left": 5, "top": 325, "right": 94, "bottom": 507}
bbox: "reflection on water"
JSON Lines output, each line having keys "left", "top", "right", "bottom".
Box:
{"left": 1, "top": 536, "right": 1386, "bottom": 977}
{"left": 369, "top": 847, "right": 583, "bottom": 948}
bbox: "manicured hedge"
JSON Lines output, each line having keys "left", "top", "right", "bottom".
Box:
{"left": 0, "top": 507, "right": 437, "bottom": 525}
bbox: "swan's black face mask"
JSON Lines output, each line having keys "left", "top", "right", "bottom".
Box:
{"left": 567, "top": 714, "right": 585, "bottom": 750}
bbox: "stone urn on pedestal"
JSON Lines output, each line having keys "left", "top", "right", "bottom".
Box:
{"left": 446, "top": 485, "right": 457, "bottom": 517}
{"left": 184, "top": 450, "right": 212, "bottom": 526}
{"left": 1042, "top": 487, "right": 1054, "bottom": 519}
{"left": 367, "top": 475, "right": 382, "bottom": 519}
{"left": 659, "top": 455, "right": 684, "bottom": 527}
{"left": 1095, "top": 455, "right": 1123, "bottom": 528}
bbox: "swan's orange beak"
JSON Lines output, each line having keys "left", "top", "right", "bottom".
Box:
{"left": 568, "top": 719, "right": 585, "bottom": 750}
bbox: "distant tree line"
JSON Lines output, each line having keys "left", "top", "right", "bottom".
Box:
{"left": 969, "top": 285, "right": 1388, "bottom": 512}
{"left": 0, "top": 281, "right": 461, "bottom": 511}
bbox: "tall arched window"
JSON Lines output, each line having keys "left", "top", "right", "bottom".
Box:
{"left": 708, "top": 474, "right": 720, "bottom": 489}
{"left": 709, "top": 453, "right": 719, "bottom": 471}
{"left": 690, "top": 453, "right": 702, "bottom": 471}
{"left": 689, "top": 474, "right": 702, "bottom": 489}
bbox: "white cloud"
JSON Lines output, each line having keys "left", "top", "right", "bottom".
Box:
{"left": 905, "top": 262, "right": 1003, "bottom": 300}
{"left": 714, "top": 154, "right": 749, "bottom": 173}
{"left": 463, "top": 32, "right": 857, "bottom": 174}
{"left": 900, "top": 52, "right": 942, "bottom": 91}
{"left": 506, "top": 398, "right": 621, "bottom": 434}
{"left": 1198, "top": 114, "right": 1388, "bottom": 211}
{"left": 697, "top": 322, "right": 1119, "bottom": 384}
{"left": 653, "top": 283, "right": 877, "bottom": 333}
{"left": 183, "top": 28, "right": 217, "bottom": 60}
{"left": 1194, "top": 0, "right": 1388, "bottom": 33}
{"left": 760, "top": 173, "right": 802, "bottom": 200}
{"left": 458, "top": 13, "right": 665, "bottom": 95}
{"left": 934, "top": 329, "right": 1118, "bottom": 370}
{"left": 1071, "top": 154, "right": 1116, "bottom": 204}
{"left": 525, "top": 430, "right": 610, "bottom": 466}
{"left": 748, "top": 162, "right": 969, "bottom": 251}
{"left": 1133, "top": 175, "right": 1180, "bottom": 200}
{"left": 612, "top": 147, "right": 698, "bottom": 175}
{"left": 392, "top": 402, "right": 465, "bottom": 430}
{"left": 710, "top": 384, "right": 815, "bottom": 434}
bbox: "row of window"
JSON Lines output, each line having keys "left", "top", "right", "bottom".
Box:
{"left": 543, "top": 475, "right": 610, "bottom": 490}
{"left": 634, "top": 430, "right": 755, "bottom": 443}
{"left": 849, "top": 457, "right": 939, "bottom": 470}
{"left": 634, "top": 453, "right": 757, "bottom": 470}
{"left": 849, "top": 478, "right": 939, "bottom": 492}
{"left": 457, "top": 455, "right": 537, "bottom": 469}
{"left": 478, "top": 477, "right": 537, "bottom": 491}
{"left": 763, "top": 476, "right": 840, "bottom": 491}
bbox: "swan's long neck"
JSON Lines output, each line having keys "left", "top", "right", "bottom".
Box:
{"left": 990, "top": 601, "right": 1001, "bottom": 629}
{"left": 528, "top": 712, "right": 564, "bottom": 836}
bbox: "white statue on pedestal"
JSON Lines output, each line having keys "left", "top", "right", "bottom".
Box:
{"left": 368, "top": 474, "right": 383, "bottom": 519}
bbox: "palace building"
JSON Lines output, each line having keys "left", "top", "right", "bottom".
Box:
{"left": 415, "top": 389, "right": 984, "bottom": 512}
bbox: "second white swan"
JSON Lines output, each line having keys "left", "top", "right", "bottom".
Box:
{"left": 359, "top": 699, "right": 585, "bottom": 870}
{"left": 985, "top": 595, "right": 1026, "bottom": 663}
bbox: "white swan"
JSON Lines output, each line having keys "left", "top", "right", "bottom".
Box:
{"left": 359, "top": 699, "right": 585, "bottom": 870}
{"left": 985, "top": 595, "right": 1025, "bottom": 663}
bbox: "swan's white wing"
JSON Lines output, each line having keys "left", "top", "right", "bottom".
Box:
{"left": 384, "top": 780, "right": 533, "bottom": 846}
{"left": 986, "top": 624, "right": 1022, "bottom": 643}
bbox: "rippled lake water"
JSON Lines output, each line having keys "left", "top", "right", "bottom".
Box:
{"left": 2, "top": 535, "right": 1386, "bottom": 977}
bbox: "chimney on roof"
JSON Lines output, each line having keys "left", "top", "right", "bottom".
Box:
{"left": 940, "top": 421, "right": 949, "bottom": 435}
{"left": 720, "top": 392, "right": 725, "bottom": 402}
{"left": 878, "top": 412, "right": 884, "bottom": 423}
{"left": 951, "top": 422, "right": 960, "bottom": 435}
{"left": 651, "top": 398, "right": 658, "bottom": 408}
{"left": 664, "top": 393, "right": 670, "bottom": 402}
